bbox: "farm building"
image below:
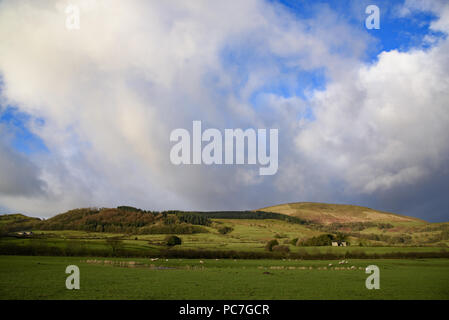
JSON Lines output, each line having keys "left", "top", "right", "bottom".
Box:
{"left": 331, "top": 241, "right": 347, "bottom": 247}
{"left": 16, "top": 231, "right": 33, "bottom": 236}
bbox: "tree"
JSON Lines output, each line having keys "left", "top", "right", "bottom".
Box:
{"left": 106, "top": 238, "right": 123, "bottom": 255}
{"left": 218, "top": 226, "right": 233, "bottom": 235}
{"left": 335, "top": 232, "right": 347, "bottom": 242}
{"left": 265, "top": 239, "right": 279, "bottom": 251}
{"left": 165, "top": 235, "right": 182, "bottom": 247}
{"left": 272, "top": 245, "right": 290, "bottom": 253}
{"left": 298, "top": 234, "right": 334, "bottom": 246}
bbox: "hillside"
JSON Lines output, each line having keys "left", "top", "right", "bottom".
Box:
{"left": 0, "top": 213, "right": 40, "bottom": 224}
{"left": 258, "top": 202, "right": 426, "bottom": 225}
{"left": 1, "top": 204, "right": 448, "bottom": 252}
{"left": 0, "top": 213, "right": 41, "bottom": 232}
{"left": 0, "top": 207, "right": 211, "bottom": 235}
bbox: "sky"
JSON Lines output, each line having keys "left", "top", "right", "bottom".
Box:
{"left": 0, "top": 0, "right": 448, "bottom": 222}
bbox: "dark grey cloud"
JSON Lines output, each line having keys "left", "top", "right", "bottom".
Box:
{"left": 0, "top": 135, "right": 46, "bottom": 197}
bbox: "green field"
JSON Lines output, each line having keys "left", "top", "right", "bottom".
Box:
{"left": 0, "top": 255, "right": 448, "bottom": 300}
{"left": 1, "top": 227, "right": 447, "bottom": 258}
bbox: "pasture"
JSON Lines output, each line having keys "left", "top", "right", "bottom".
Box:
{"left": 0, "top": 255, "right": 448, "bottom": 300}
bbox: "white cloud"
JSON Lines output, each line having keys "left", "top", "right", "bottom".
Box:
{"left": 295, "top": 31, "right": 449, "bottom": 196}
{"left": 0, "top": 0, "right": 448, "bottom": 221}
{"left": 400, "top": 0, "right": 449, "bottom": 33}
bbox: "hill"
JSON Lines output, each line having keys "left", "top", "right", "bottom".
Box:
{"left": 1, "top": 204, "right": 448, "bottom": 254}
{"left": 0, "top": 213, "right": 40, "bottom": 223}
{"left": 258, "top": 202, "right": 426, "bottom": 225}
{"left": 36, "top": 207, "right": 213, "bottom": 234}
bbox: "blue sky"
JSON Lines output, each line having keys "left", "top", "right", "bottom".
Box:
{"left": 277, "top": 0, "right": 445, "bottom": 55}
{"left": 0, "top": 106, "right": 48, "bottom": 155}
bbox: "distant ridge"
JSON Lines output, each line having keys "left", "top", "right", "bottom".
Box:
{"left": 258, "top": 202, "right": 426, "bottom": 225}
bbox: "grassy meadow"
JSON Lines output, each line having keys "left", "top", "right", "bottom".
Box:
{"left": 1, "top": 255, "right": 448, "bottom": 300}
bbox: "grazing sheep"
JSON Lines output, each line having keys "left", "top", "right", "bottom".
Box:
{"left": 199, "top": 260, "right": 204, "bottom": 264}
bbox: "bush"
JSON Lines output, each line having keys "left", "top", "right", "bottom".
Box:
{"left": 106, "top": 238, "right": 123, "bottom": 255}
{"left": 265, "top": 239, "right": 279, "bottom": 251}
{"left": 218, "top": 226, "right": 233, "bottom": 235}
{"left": 298, "top": 234, "right": 334, "bottom": 246}
{"left": 290, "top": 238, "right": 299, "bottom": 246}
{"left": 272, "top": 245, "right": 290, "bottom": 253}
{"left": 165, "top": 235, "right": 182, "bottom": 247}
{"left": 1, "top": 241, "right": 449, "bottom": 260}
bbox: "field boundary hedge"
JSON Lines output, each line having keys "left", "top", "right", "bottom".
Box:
{"left": 1, "top": 242, "right": 448, "bottom": 260}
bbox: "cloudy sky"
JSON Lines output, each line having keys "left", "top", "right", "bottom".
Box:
{"left": 0, "top": 0, "right": 448, "bottom": 221}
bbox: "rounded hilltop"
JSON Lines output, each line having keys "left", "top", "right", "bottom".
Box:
{"left": 258, "top": 202, "right": 426, "bottom": 225}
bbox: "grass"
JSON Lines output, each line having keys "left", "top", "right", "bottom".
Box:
{"left": 0, "top": 255, "right": 448, "bottom": 299}
{"left": 2, "top": 232, "right": 446, "bottom": 257}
